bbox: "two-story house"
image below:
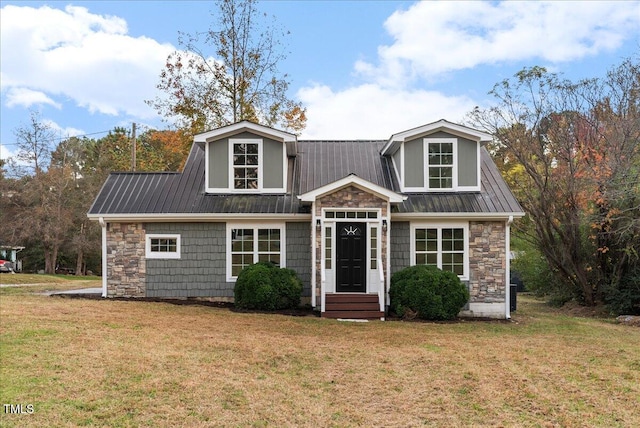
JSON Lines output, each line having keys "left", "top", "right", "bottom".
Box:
{"left": 88, "top": 119, "right": 524, "bottom": 319}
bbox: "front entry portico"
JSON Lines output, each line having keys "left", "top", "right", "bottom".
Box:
{"left": 297, "top": 174, "right": 406, "bottom": 319}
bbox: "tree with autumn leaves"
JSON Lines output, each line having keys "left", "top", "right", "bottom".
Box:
{"left": 470, "top": 57, "right": 640, "bottom": 313}
{"left": 146, "top": 0, "right": 307, "bottom": 136}
{"left": 1, "top": 118, "right": 193, "bottom": 274}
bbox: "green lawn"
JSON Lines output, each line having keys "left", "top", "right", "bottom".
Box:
{"left": 1, "top": 285, "right": 639, "bottom": 427}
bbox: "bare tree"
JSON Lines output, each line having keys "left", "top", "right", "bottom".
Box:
{"left": 147, "top": 0, "right": 306, "bottom": 136}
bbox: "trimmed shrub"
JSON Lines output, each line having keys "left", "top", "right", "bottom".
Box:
{"left": 234, "top": 261, "right": 303, "bottom": 310}
{"left": 389, "top": 265, "right": 469, "bottom": 320}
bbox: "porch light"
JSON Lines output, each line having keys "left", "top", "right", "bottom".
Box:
{"left": 316, "top": 218, "right": 321, "bottom": 229}
{"left": 382, "top": 219, "right": 388, "bottom": 231}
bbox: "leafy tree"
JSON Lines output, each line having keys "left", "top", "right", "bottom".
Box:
{"left": 147, "top": 0, "right": 306, "bottom": 135}
{"left": 469, "top": 57, "right": 640, "bottom": 309}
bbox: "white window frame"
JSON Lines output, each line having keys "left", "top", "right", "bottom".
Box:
{"left": 226, "top": 223, "right": 286, "bottom": 281}
{"left": 229, "top": 138, "right": 263, "bottom": 192}
{"left": 410, "top": 222, "right": 469, "bottom": 280}
{"left": 426, "top": 138, "right": 457, "bottom": 191}
{"left": 145, "top": 234, "right": 181, "bottom": 259}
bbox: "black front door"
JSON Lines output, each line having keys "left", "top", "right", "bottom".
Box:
{"left": 336, "top": 222, "right": 367, "bottom": 292}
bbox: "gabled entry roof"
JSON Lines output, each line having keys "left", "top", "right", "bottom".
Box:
{"left": 298, "top": 173, "right": 406, "bottom": 203}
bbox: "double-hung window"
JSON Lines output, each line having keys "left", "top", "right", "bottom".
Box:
{"left": 146, "top": 234, "right": 181, "bottom": 259}
{"left": 231, "top": 140, "right": 261, "bottom": 190}
{"left": 427, "top": 140, "right": 454, "bottom": 189}
{"left": 412, "top": 224, "right": 467, "bottom": 278}
{"left": 227, "top": 225, "right": 284, "bottom": 280}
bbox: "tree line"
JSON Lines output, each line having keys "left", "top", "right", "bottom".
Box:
{"left": 0, "top": 120, "right": 193, "bottom": 274}
{"left": 470, "top": 55, "right": 640, "bottom": 314}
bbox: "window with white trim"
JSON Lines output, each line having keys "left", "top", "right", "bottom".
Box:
{"left": 370, "top": 226, "right": 378, "bottom": 270}
{"left": 228, "top": 225, "right": 284, "bottom": 279}
{"left": 412, "top": 224, "right": 467, "bottom": 278}
{"left": 427, "top": 141, "right": 454, "bottom": 189}
{"left": 232, "top": 141, "right": 260, "bottom": 189}
{"left": 146, "top": 234, "right": 181, "bottom": 259}
{"left": 324, "top": 226, "right": 332, "bottom": 269}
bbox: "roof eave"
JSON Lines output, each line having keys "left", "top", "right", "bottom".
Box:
{"left": 381, "top": 119, "right": 494, "bottom": 155}
{"left": 298, "top": 174, "right": 406, "bottom": 203}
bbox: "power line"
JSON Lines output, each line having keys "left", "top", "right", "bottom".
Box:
{"left": 1, "top": 129, "right": 115, "bottom": 147}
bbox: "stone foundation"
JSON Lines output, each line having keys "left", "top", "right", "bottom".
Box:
{"left": 467, "top": 221, "right": 507, "bottom": 308}
{"left": 106, "top": 223, "right": 146, "bottom": 297}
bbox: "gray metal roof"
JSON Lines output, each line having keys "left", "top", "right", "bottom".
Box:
{"left": 88, "top": 141, "right": 523, "bottom": 217}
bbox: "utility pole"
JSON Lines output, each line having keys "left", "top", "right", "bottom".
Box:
{"left": 131, "top": 122, "right": 136, "bottom": 171}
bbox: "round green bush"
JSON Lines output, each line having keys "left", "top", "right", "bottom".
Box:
{"left": 389, "top": 265, "right": 469, "bottom": 320}
{"left": 234, "top": 261, "right": 303, "bottom": 310}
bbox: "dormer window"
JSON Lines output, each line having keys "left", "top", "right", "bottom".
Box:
{"left": 428, "top": 141, "right": 454, "bottom": 189}
{"left": 382, "top": 120, "right": 486, "bottom": 193}
{"left": 233, "top": 141, "right": 260, "bottom": 190}
{"left": 197, "top": 121, "right": 295, "bottom": 194}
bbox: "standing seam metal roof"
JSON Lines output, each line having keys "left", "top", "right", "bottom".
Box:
{"left": 88, "top": 141, "right": 523, "bottom": 216}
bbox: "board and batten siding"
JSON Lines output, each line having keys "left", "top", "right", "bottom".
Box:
{"left": 207, "top": 131, "right": 284, "bottom": 190}
{"left": 400, "top": 131, "right": 479, "bottom": 189}
{"left": 457, "top": 136, "right": 478, "bottom": 187}
{"left": 403, "top": 138, "right": 424, "bottom": 188}
{"left": 144, "top": 221, "right": 311, "bottom": 299}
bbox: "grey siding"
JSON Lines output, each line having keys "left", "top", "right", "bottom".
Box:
{"left": 145, "top": 222, "right": 311, "bottom": 300}
{"left": 390, "top": 221, "right": 410, "bottom": 275}
{"left": 145, "top": 222, "right": 231, "bottom": 298}
{"left": 285, "top": 222, "right": 312, "bottom": 297}
{"left": 264, "top": 137, "right": 284, "bottom": 189}
{"left": 208, "top": 131, "right": 285, "bottom": 191}
{"left": 392, "top": 149, "right": 402, "bottom": 181}
{"left": 457, "top": 137, "right": 478, "bottom": 187}
{"left": 404, "top": 138, "right": 424, "bottom": 187}
{"left": 208, "top": 140, "right": 228, "bottom": 188}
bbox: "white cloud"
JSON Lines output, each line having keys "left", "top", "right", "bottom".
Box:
{"left": 43, "top": 119, "right": 86, "bottom": 142}
{"left": 0, "top": 143, "right": 17, "bottom": 161}
{"left": 297, "top": 84, "right": 475, "bottom": 139}
{"left": 0, "top": 4, "right": 175, "bottom": 118}
{"left": 356, "top": 1, "right": 639, "bottom": 84}
{"left": 6, "top": 88, "right": 62, "bottom": 109}
{"left": 299, "top": 1, "right": 638, "bottom": 138}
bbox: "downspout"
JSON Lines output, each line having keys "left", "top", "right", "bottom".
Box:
{"left": 99, "top": 217, "right": 107, "bottom": 298}
{"left": 311, "top": 202, "right": 317, "bottom": 309}
{"left": 385, "top": 202, "right": 392, "bottom": 318}
{"left": 505, "top": 215, "right": 514, "bottom": 320}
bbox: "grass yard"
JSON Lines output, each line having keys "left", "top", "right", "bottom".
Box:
{"left": 1, "top": 284, "right": 639, "bottom": 427}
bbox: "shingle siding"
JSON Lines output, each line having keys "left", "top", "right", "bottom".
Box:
{"left": 145, "top": 222, "right": 230, "bottom": 298}
{"left": 143, "top": 222, "right": 312, "bottom": 300}
{"left": 390, "top": 221, "right": 411, "bottom": 275}
{"left": 285, "top": 222, "right": 312, "bottom": 297}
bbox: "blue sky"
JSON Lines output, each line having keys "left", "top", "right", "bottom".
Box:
{"left": 1, "top": 1, "right": 639, "bottom": 162}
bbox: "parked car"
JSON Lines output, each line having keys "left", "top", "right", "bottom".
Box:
{"left": 55, "top": 266, "right": 75, "bottom": 275}
{"left": 0, "top": 260, "right": 14, "bottom": 273}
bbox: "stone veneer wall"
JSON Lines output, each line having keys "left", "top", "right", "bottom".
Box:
{"left": 314, "top": 185, "right": 388, "bottom": 300}
{"left": 106, "top": 223, "right": 146, "bottom": 297}
{"left": 468, "top": 221, "right": 507, "bottom": 304}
